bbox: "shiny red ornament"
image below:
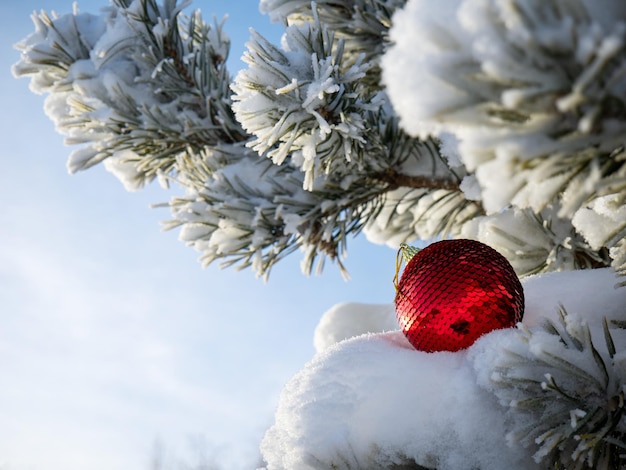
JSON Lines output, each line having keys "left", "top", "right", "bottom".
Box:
{"left": 394, "top": 239, "right": 524, "bottom": 352}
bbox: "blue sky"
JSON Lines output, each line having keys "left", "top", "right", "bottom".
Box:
{"left": 1, "top": 1, "right": 396, "bottom": 468}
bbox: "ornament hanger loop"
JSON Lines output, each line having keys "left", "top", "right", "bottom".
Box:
{"left": 394, "top": 243, "right": 421, "bottom": 293}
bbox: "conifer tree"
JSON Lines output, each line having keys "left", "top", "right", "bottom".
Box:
{"left": 13, "top": 0, "right": 626, "bottom": 468}
{"left": 14, "top": 0, "right": 626, "bottom": 281}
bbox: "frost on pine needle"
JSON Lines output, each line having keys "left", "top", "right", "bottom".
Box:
{"left": 165, "top": 144, "right": 304, "bottom": 277}
{"left": 231, "top": 12, "right": 375, "bottom": 191}
{"left": 12, "top": 0, "right": 488, "bottom": 277}
{"left": 13, "top": 0, "right": 241, "bottom": 187}
{"left": 364, "top": 186, "right": 481, "bottom": 248}
{"left": 16, "top": 0, "right": 625, "bottom": 280}
{"left": 383, "top": 0, "right": 626, "bottom": 280}
{"left": 259, "top": 0, "right": 407, "bottom": 74}
{"left": 573, "top": 193, "right": 626, "bottom": 281}
{"left": 461, "top": 207, "right": 609, "bottom": 276}
{"left": 12, "top": 10, "right": 105, "bottom": 94}
{"left": 488, "top": 306, "right": 626, "bottom": 469}
{"left": 385, "top": 0, "right": 626, "bottom": 166}
{"left": 165, "top": 143, "right": 400, "bottom": 278}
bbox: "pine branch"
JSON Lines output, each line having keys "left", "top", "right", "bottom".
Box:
{"left": 14, "top": 0, "right": 243, "bottom": 188}
{"left": 15, "top": 0, "right": 623, "bottom": 279}
{"left": 491, "top": 306, "right": 626, "bottom": 469}
{"left": 383, "top": 0, "right": 626, "bottom": 282}
{"left": 261, "top": 0, "right": 407, "bottom": 73}
{"left": 14, "top": 0, "right": 484, "bottom": 278}
{"left": 164, "top": 145, "right": 376, "bottom": 278}
{"left": 374, "top": 169, "right": 462, "bottom": 192}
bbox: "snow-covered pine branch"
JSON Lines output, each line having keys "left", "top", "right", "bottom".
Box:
{"left": 13, "top": 0, "right": 626, "bottom": 280}
{"left": 13, "top": 0, "right": 239, "bottom": 189}
{"left": 14, "top": 0, "right": 479, "bottom": 278}
{"left": 488, "top": 307, "right": 626, "bottom": 469}
{"left": 259, "top": 0, "right": 406, "bottom": 87}
{"left": 165, "top": 122, "right": 477, "bottom": 278}
{"left": 231, "top": 15, "right": 377, "bottom": 191}
{"left": 383, "top": 0, "right": 626, "bottom": 279}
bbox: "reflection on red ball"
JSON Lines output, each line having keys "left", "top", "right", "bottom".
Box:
{"left": 395, "top": 239, "right": 524, "bottom": 352}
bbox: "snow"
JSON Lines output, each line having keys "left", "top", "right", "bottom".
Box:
{"left": 382, "top": 0, "right": 626, "bottom": 222}
{"left": 12, "top": 10, "right": 106, "bottom": 94}
{"left": 261, "top": 268, "right": 626, "bottom": 469}
{"left": 372, "top": 0, "right": 626, "bottom": 279}
{"left": 573, "top": 195, "right": 626, "bottom": 250}
{"left": 313, "top": 302, "right": 397, "bottom": 353}
{"left": 232, "top": 20, "right": 374, "bottom": 191}
{"left": 381, "top": 0, "right": 469, "bottom": 139}
{"left": 103, "top": 150, "right": 145, "bottom": 191}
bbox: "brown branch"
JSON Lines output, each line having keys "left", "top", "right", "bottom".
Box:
{"left": 374, "top": 169, "right": 461, "bottom": 191}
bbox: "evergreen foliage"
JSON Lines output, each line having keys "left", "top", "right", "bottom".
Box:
{"left": 492, "top": 307, "right": 626, "bottom": 469}
{"left": 14, "top": 0, "right": 482, "bottom": 278}
{"left": 12, "top": 0, "right": 626, "bottom": 467}
{"left": 383, "top": 0, "right": 626, "bottom": 282}
{"left": 15, "top": 0, "right": 626, "bottom": 281}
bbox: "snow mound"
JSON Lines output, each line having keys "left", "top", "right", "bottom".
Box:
{"left": 313, "top": 302, "right": 397, "bottom": 353}
{"left": 261, "top": 269, "right": 626, "bottom": 469}
{"left": 262, "top": 330, "right": 537, "bottom": 469}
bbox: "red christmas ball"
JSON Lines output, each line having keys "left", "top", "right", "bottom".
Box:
{"left": 394, "top": 239, "right": 524, "bottom": 352}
